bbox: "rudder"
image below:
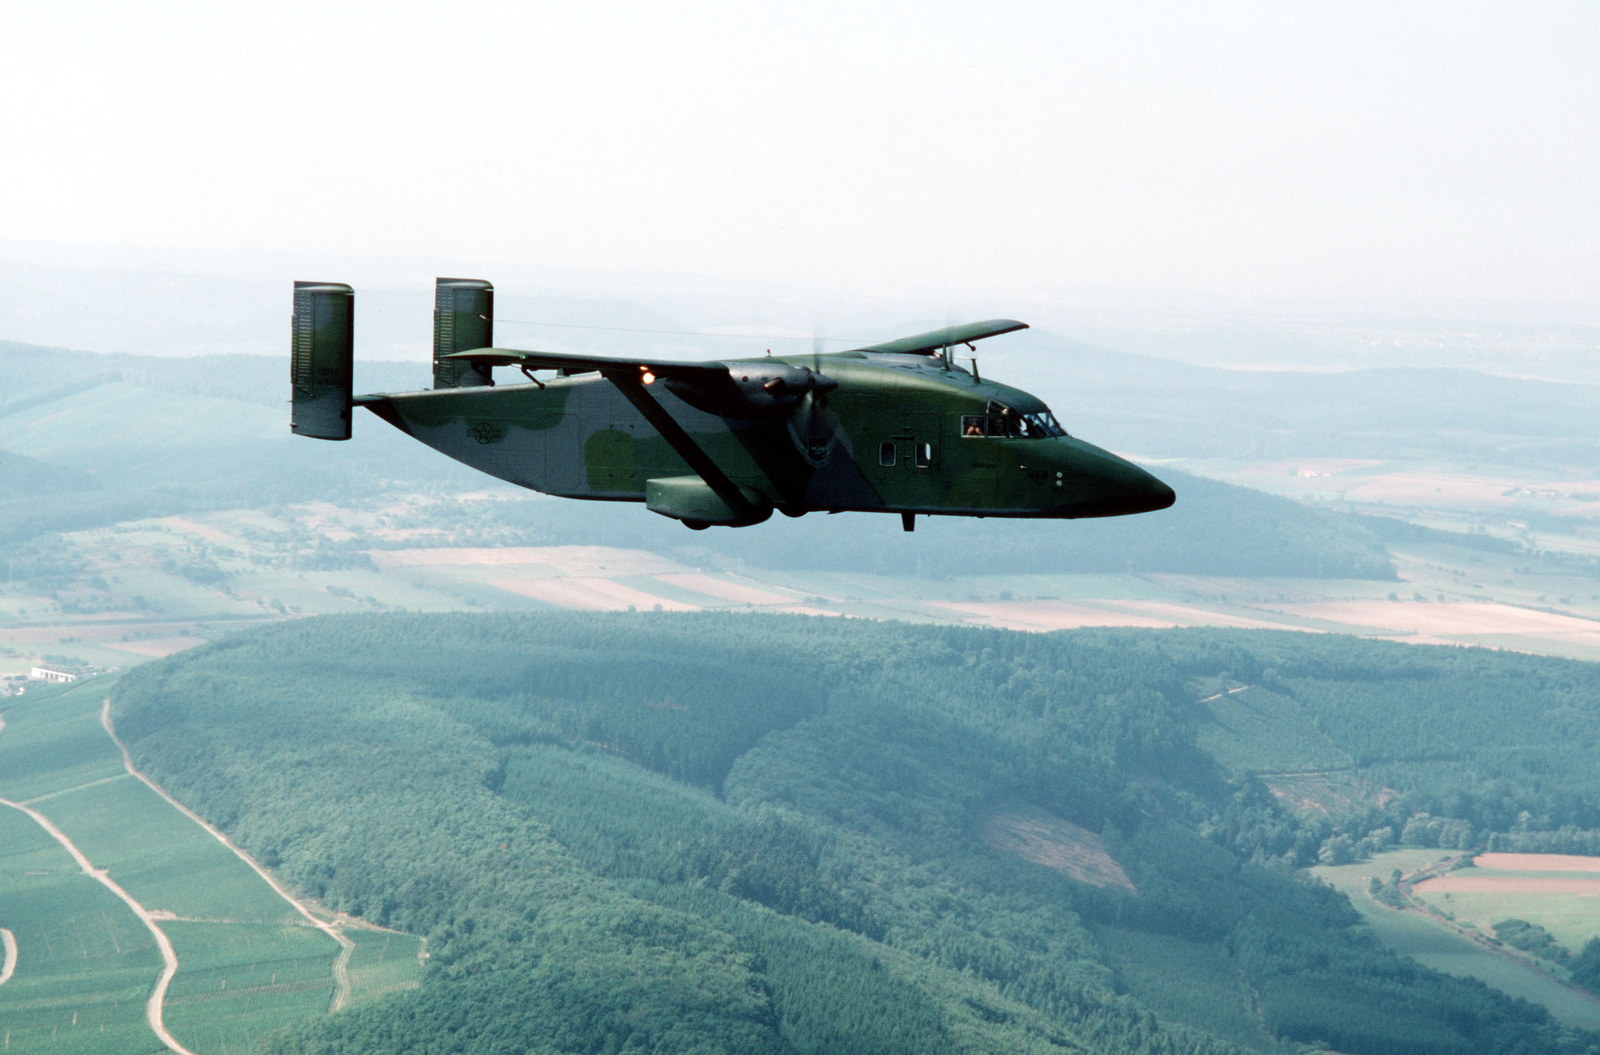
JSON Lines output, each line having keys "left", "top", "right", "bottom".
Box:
{"left": 433, "top": 278, "right": 494, "bottom": 389}
{"left": 290, "top": 281, "right": 354, "bottom": 440}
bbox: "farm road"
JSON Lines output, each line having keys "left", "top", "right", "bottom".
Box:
{"left": 0, "top": 793, "right": 199, "bottom": 1055}
{"left": 0, "top": 704, "right": 200, "bottom": 1052}
{"left": 0, "top": 928, "right": 16, "bottom": 987}
{"left": 99, "top": 699, "right": 358, "bottom": 1010}
{"left": 0, "top": 689, "right": 362, "bottom": 1054}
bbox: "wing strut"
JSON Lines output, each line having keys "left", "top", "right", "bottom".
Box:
{"left": 601, "top": 369, "right": 758, "bottom": 520}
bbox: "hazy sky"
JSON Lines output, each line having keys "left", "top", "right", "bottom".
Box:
{"left": 3, "top": 1, "right": 1597, "bottom": 306}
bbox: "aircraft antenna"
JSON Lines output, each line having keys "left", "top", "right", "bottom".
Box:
{"left": 959, "top": 342, "right": 980, "bottom": 383}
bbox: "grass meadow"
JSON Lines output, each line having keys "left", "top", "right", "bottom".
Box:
{"left": 1426, "top": 887, "right": 1600, "bottom": 954}
{"left": 1315, "top": 850, "right": 1600, "bottom": 1031}
{"left": 1412, "top": 856, "right": 1600, "bottom": 957}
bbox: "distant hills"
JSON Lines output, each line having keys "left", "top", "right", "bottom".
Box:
{"left": 1013, "top": 334, "right": 1600, "bottom": 468}
{"left": 0, "top": 341, "right": 1396, "bottom": 578}
{"left": 0, "top": 342, "right": 427, "bottom": 547}
{"left": 10, "top": 316, "right": 1593, "bottom": 575}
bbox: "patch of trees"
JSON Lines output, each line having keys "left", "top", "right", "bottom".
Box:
{"left": 1492, "top": 919, "right": 1568, "bottom": 964}
{"left": 112, "top": 616, "right": 1600, "bottom": 1055}
{"left": 292, "top": 540, "right": 377, "bottom": 572}
{"left": 0, "top": 533, "right": 88, "bottom": 591}
{"left": 1369, "top": 870, "right": 1407, "bottom": 909}
{"left": 1355, "top": 514, "right": 1525, "bottom": 555}
{"left": 1573, "top": 939, "right": 1600, "bottom": 996}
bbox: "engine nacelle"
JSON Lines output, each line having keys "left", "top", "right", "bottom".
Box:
{"left": 645, "top": 476, "right": 773, "bottom": 528}
{"left": 665, "top": 363, "right": 836, "bottom": 419}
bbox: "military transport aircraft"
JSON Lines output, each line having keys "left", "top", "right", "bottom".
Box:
{"left": 291, "top": 278, "right": 1175, "bottom": 531}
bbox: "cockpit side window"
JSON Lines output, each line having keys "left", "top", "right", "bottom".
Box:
{"left": 1023, "top": 410, "right": 1066, "bottom": 437}
{"left": 961, "top": 401, "right": 1067, "bottom": 439}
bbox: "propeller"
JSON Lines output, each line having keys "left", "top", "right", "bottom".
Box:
{"left": 784, "top": 328, "right": 837, "bottom": 465}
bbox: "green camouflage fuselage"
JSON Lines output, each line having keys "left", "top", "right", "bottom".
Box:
{"left": 362, "top": 350, "right": 1174, "bottom": 522}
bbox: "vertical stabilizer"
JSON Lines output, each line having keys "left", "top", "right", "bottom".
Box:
{"left": 433, "top": 278, "right": 495, "bottom": 388}
{"left": 290, "top": 281, "right": 354, "bottom": 440}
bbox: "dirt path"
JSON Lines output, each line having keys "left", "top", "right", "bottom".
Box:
{"left": 0, "top": 928, "right": 16, "bottom": 987}
{"left": 22, "top": 772, "right": 132, "bottom": 805}
{"left": 0, "top": 796, "right": 199, "bottom": 1055}
{"left": 98, "top": 699, "right": 356, "bottom": 1010}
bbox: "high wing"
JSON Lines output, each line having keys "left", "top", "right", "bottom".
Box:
{"left": 437, "top": 346, "right": 837, "bottom": 522}
{"left": 438, "top": 347, "right": 837, "bottom": 417}
{"left": 849, "top": 319, "right": 1028, "bottom": 356}
{"left": 440, "top": 347, "right": 724, "bottom": 381}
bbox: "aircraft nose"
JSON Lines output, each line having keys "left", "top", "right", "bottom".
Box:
{"left": 1058, "top": 440, "right": 1176, "bottom": 518}
{"left": 1135, "top": 471, "right": 1177, "bottom": 513}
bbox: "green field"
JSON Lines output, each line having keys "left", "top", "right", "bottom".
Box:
{"left": 1314, "top": 850, "right": 1600, "bottom": 1031}
{"left": 0, "top": 807, "right": 164, "bottom": 1054}
{"left": 38, "top": 779, "right": 297, "bottom": 923}
{"left": 1195, "top": 685, "right": 1355, "bottom": 774}
{"left": 163, "top": 922, "right": 340, "bottom": 1054}
{"left": 1425, "top": 888, "right": 1600, "bottom": 955}
{"left": 344, "top": 929, "right": 425, "bottom": 1007}
{"left": 0, "top": 672, "right": 422, "bottom": 1052}
{"left": 0, "top": 681, "right": 126, "bottom": 803}
{"left": 0, "top": 678, "right": 296, "bottom": 923}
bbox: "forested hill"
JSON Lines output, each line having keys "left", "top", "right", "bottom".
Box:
{"left": 112, "top": 615, "right": 1600, "bottom": 1055}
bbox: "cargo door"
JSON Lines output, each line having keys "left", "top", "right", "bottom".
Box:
{"left": 901, "top": 410, "right": 941, "bottom": 506}
{"left": 867, "top": 408, "right": 942, "bottom": 509}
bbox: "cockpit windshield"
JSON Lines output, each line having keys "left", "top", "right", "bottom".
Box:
{"left": 960, "top": 401, "right": 1067, "bottom": 439}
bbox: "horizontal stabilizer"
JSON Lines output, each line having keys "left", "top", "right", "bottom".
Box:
{"left": 851, "top": 319, "right": 1028, "bottom": 357}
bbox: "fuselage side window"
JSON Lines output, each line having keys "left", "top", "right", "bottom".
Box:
{"left": 879, "top": 441, "right": 896, "bottom": 466}
{"left": 915, "top": 442, "right": 932, "bottom": 468}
